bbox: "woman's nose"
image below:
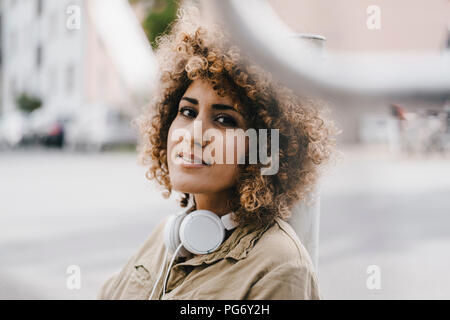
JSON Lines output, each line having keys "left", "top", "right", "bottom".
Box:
{"left": 183, "top": 119, "right": 209, "bottom": 149}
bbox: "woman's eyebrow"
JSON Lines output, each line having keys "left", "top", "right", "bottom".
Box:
{"left": 181, "top": 97, "right": 198, "bottom": 105}
{"left": 181, "top": 96, "right": 239, "bottom": 113}
{"left": 211, "top": 103, "right": 236, "bottom": 112}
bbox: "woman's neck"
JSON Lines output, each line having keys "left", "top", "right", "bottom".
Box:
{"left": 192, "top": 189, "right": 235, "bottom": 217}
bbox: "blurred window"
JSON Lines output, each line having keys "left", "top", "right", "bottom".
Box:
{"left": 446, "top": 29, "right": 450, "bottom": 50}
{"left": 49, "top": 12, "right": 58, "bottom": 40}
{"left": 36, "top": 45, "right": 42, "bottom": 69}
{"left": 66, "top": 65, "right": 75, "bottom": 94}
{"left": 107, "top": 110, "right": 129, "bottom": 125}
{"left": 9, "top": 31, "right": 16, "bottom": 56}
{"left": 37, "top": 0, "right": 43, "bottom": 17}
{"left": 0, "top": 15, "right": 2, "bottom": 65}
{"left": 47, "top": 68, "right": 57, "bottom": 98}
{"left": 9, "top": 78, "right": 16, "bottom": 102}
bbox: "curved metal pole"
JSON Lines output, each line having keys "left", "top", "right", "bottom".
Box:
{"left": 205, "top": 0, "right": 450, "bottom": 103}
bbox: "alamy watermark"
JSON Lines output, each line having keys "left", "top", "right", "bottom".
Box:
{"left": 366, "top": 5, "right": 381, "bottom": 30}
{"left": 366, "top": 264, "right": 381, "bottom": 290}
{"left": 170, "top": 121, "right": 280, "bottom": 175}
{"left": 66, "top": 264, "right": 81, "bottom": 290}
{"left": 66, "top": 5, "right": 81, "bottom": 31}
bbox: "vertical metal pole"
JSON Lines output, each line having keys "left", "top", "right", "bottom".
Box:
{"left": 289, "top": 194, "right": 321, "bottom": 271}
{"left": 287, "top": 34, "right": 325, "bottom": 271}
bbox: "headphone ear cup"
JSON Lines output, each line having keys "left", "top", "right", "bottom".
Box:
{"left": 163, "top": 212, "right": 190, "bottom": 257}
{"left": 179, "top": 210, "right": 225, "bottom": 255}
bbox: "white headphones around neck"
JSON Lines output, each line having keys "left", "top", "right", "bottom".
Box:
{"left": 149, "top": 206, "right": 238, "bottom": 300}
{"left": 163, "top": 206, "right": 238, "bottom": 257}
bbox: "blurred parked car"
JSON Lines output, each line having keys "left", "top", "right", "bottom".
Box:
{"left": 0, "top": 109, "right": 30, "bottom": 149}
{"left": 28, "top": 108, "right": 74, "bottom": 148}
{"left": 65, "top": 104, "right": 137, "bottom": 151}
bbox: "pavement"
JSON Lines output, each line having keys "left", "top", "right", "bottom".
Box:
{"left": 1, "top": 145, "right": 449, "bottom": 299}
{"left": 318, "top": 145, "right": 450, "bottom": 299}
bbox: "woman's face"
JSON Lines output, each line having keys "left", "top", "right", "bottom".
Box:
{"left": 167, "top": 79, "right": 248, "bottom": 195}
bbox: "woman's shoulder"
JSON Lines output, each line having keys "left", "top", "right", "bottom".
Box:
{"left": 242, "top": 218, "right": 321, "bottom": 299}
{"left": 249, "top": 217, "right": 316, "bottom": 271}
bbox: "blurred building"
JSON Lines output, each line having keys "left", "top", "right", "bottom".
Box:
{"left": 0, "top": 8, "right": 3, "bottom": 114}
{"left": 268, "top": 0, "right": 450, "bottom": 144}
{"left": 1, "top": 0, "right": 156, "bottom": 117}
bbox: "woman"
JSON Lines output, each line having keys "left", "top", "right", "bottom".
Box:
{"left": 98, "top": 4, "right": 336, "bottom": 300}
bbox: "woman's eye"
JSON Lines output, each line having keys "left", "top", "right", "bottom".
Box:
{"left": 179, "top": 107, "right": 196, "bottom": 118}
{"left": 216, "top": 114, "right": 237, "bottom": 127}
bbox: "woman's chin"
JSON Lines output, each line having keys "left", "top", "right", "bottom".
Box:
{"left": 169, "top": 168, "right": 236, "bottom": 195}
{"left": 172, "top": 181, "right": 212, "bottom": 195}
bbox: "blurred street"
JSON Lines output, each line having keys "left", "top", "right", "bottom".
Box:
{"left": 0, "top": 147, "right": 172, "bottom": 299}
{"left": 1, "top": 146, "right": 450, "bottom": 299}
{"left": 318, "top": 146, "right": 450, "bottom": 299}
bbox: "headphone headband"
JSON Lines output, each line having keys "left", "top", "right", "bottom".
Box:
{"left": 221, "top": 211, "right": 238, "bottom": 230}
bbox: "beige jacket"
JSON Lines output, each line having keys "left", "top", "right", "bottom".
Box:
{"left": 97, "top": 216, "right": 321, "bottom": 300}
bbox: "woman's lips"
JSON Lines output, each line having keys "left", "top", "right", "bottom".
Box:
{"left": 176, "top": 152, "right": 211, "bottom": 167}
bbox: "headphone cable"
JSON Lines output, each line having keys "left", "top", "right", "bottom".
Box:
{"left": 162, "top": 243, "right": 184, "bottom": 298}
{"left": 148, "top": 246, "right": 168, "bottom": 300}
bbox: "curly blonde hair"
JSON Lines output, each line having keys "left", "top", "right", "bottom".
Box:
{"left": 134, "top": 4, "right": 338, "bottom": 229}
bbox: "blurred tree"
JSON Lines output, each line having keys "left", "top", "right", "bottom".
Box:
{"left": 15, "top": 93, "right": 42, "bottom": 113}
{"left": 129, "top": 0, "right": 179, "bottom": 49}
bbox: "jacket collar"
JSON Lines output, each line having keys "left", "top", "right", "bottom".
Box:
{"left": 173, "top": 220, "right": 271, "bottom": 268}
